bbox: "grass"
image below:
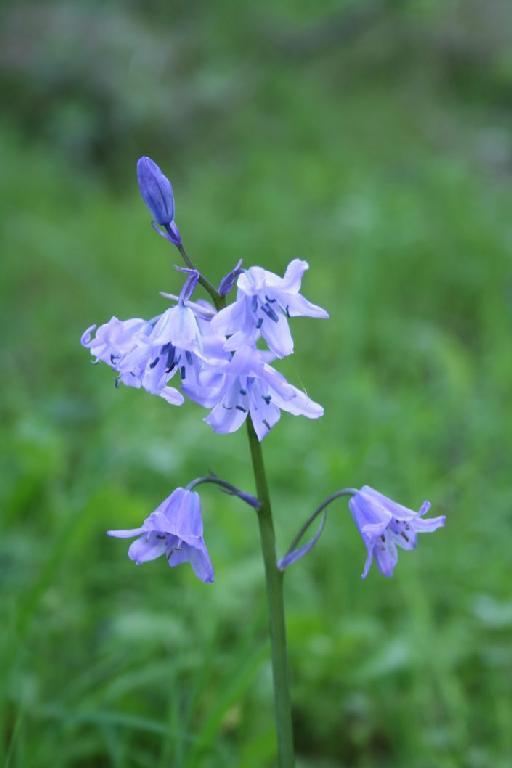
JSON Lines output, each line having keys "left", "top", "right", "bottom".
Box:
{"left": 1, "top": 31, "right": 512, "bottom": 766}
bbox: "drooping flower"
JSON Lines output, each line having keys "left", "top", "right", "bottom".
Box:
{"left": 148, "top": 269, "right": 202, "bottom": 353}
{"left": 212, "top": 259, "right": 328, "bottom": 357}
{"left": 81, "top": 270, "right": 229, "bottom": 406}
{"left": 81, "top": 316, "right": 146, "bottom": 365}
{"left": 349, "top": 485, "right": 446, "bottom": 578}
{"left": 141, "top": 271, "right": 230, "bottom": 403}
{"left": 198, "top": 345, "right": 324, "bottom": 440}
{"left": 81, "top": 317, "right": 184, "bottom": 406}
{"left": 107, "top": 488, "right": 214, "bottom": 583}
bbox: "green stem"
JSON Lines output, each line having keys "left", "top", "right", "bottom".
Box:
{"left": 280, "top": 488, "right": 358, "bottom": 567}
{"left": 176, "top": 243, "right": 222, "bottom": 309}
{"left": 186, "top": 474, "right": 260, "bottom": 509}
{"left": 246, "top": 418, "right": 295, "bottom": 768}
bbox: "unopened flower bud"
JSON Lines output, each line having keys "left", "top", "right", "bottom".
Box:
{"left": 137, "top": 156, "right": 175, "bottom": 225}
{"left": 176, "top": 267, "right": 200, "bottom": 302}
{"left": 218, "top": 259, "right": 243, "bottom": 296}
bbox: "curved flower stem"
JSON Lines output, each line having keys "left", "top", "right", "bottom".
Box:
{"left": 187, "top": 474, "right": 261, "bottom": 509}
{"left": 176, "top": 242, "right": 222, "bottom": 309}
{"left": 280, "top": 488, "right": 358, "bottom": 568}
{"left": 246, "top": 417, "right": 295, "bottom": 768}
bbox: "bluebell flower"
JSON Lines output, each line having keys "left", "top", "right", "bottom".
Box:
{"left": 81, "top": 317, "right": 184, "bottom": 406}
{"left": 108, "top": 488, "right": 214, "bottom": 583}
{"left": 142, "top": 273, "right": 229, "bottom": 402}
{"left": 199, "top": 345, "right": 324, "bottom": 440}
{"left": 212, "top": 259, "right": 328, "bottom": 357}
{"left": 349, "top": 486, "right": 446, "bottom": 578}
{"left": 81, "top": 271, "right": 228, "bottom": 405}
{"left": 137, "top": 156, "right": 175, "bottom": 226}
{"left": 80, "top": 316, "right": 146, "bottom": 365}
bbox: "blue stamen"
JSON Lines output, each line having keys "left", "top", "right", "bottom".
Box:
{"left": 164, "top": 344, "right": 177, "bottom": 371}
{"left": 262, "top": 303, "right": 279, "bottom": 322}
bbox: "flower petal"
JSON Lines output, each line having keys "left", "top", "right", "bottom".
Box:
{"left": 128, "top": 533, "right": 168, "bottom": 564}
{"left": 107, "top": 527, "right": 146, "bottom": 539}
{"left": 249, "top": 385, "right": 282, "bottom": 440}
{"left": 168, "top": 541, "right": 215, "bottom": 583}
{"left": 150, "top": 305, "right": 201, "bottom": 350}
{"left": 411, "top": 514, "right": 446, "bottom": 533}
{"left": 261, "top": 314, "right": 294, "bottom": 357}
{"left": 159, "top": 387, "right": 185, "bottom": 406}
{"left": 373, "top": 536, "right": 398, "bottom": 577}
{"left": 204, "top": 400, "right": 248, "bottom": 434}
{"left": 149, "top": 488, "right": 204, "bottom": 540}
{"left": 282, "top": 292, "right": 329, "bottom": 319}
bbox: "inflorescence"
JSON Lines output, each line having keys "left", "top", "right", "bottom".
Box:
{"left": 82, "top": 157, "right": 445, "bottom": 582}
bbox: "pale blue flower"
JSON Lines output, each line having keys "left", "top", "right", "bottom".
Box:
{"left": 80, "top": 270, "right": 226, "bottom": 406}
{"left": 200, "top": 345, "right": 324, "bottom": 440}
{"left": 212, "top": 259, "right": 328, "bottom": 357}
{"left": 81, "top": 317, "right": 184, "bottom": 406}
{"left": 108, "top": 488, "right": 214, "bottom": 583}
{"left": 349, "top": 486, "right": 446, "bottom": 578}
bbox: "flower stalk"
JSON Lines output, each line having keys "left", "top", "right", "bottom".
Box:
{"left": 186, "top": 474, "right": 260, "bottom": 509}
{"left": 278, "top": 488, "right": 358, "bottom": 571}
{"left": 246, "top": 417, "right": 295, "bottom": 768}
{"left": 176, "top": 242, "right": 222, "bottom": 310}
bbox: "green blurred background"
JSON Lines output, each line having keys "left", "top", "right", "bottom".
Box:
{"left": 1, "top": 1, "right": 512, "bottom": 766}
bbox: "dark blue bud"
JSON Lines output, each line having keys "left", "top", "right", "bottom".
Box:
{"left": 176, "top": 267, "right": 199, "bottom": 302}
{"left": 137, "top": 157, "right": 175, "bottom": 225}
{"left": 218, "top": 259, "right": 243, "bottom": 296}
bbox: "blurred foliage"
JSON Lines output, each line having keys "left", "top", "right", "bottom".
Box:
{"left": 1, "top": 0, "right": 512, "bottom": 766}
{"left": 3, "top": 0, "right": 512, "bottom": 174}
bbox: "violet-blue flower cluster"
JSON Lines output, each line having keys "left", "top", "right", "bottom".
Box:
{"left": 83, "top": 157, "right": 446, "bottom": 584}
{"left": 81, "top": 160, "right": 328, "bottom": 442}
